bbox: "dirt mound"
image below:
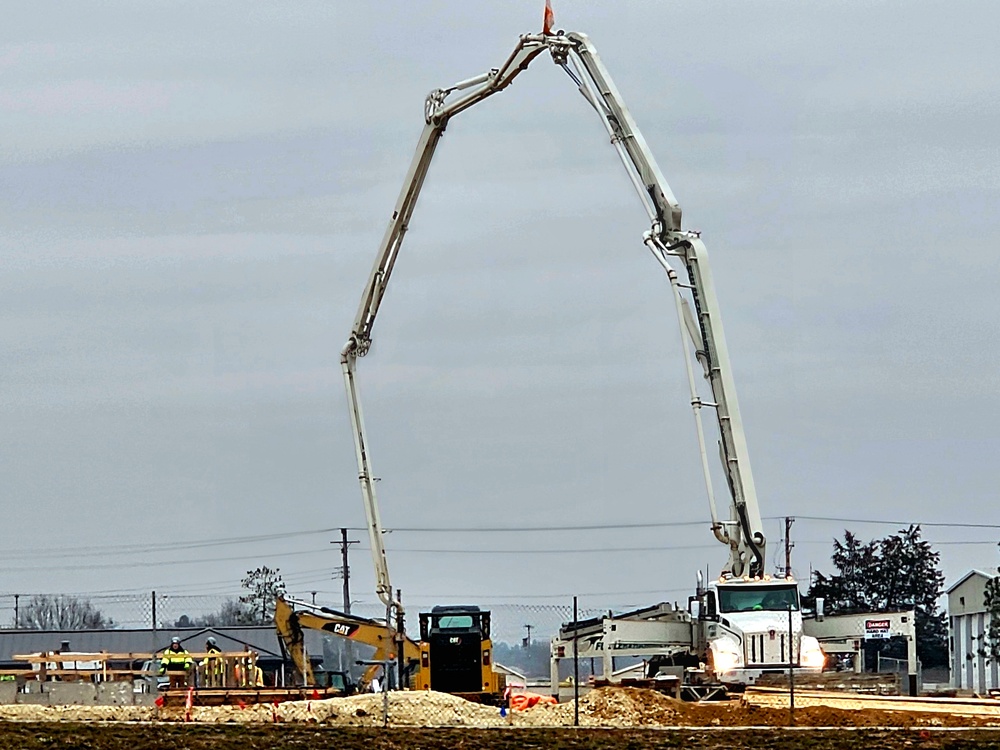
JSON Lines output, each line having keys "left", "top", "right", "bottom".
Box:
{"left": 168, "top": 690, "right": 508, "bottom": 727}
{"left": 578, "top": 687, "right": 683, "bottom": 724}
{"left": 5, "top": 686, "right": 1000, "bottom": 729}
{"left": 514, "top": 687, "right": 684, "bottom": 727}
{"left": 172, "top": 687, "right": 680, "bottom": 728}
{"left": 685, "top": 698, "right": 998, "bottom": 729}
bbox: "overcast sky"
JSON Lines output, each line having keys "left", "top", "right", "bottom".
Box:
{"left": 2, "top": 0, "right": 999, "bottom": 625}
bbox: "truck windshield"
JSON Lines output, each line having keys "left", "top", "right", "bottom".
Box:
{"left": 718, "top": 585, "right": 799, "bottom": 613}
{"left": 435, "top": 615, "right": 474, "bottom": 629}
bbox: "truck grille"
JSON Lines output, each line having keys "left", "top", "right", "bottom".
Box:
{"left": 744, "top": 632, "right": 799, "bottom": 667}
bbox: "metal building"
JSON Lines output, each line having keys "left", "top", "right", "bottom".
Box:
{"left": 948, "top": 569, "right": 998, "bottom": 693}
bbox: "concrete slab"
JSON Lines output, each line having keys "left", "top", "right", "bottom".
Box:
{"left": 0, "top": 683, "right": 16, "bottom": 705}
{"left": 97, "top": 682, "right": 134, "bottom": 706}
{"left": 46, "top": 682, "right": 97, "bottom": 705}
{"left": 17, "top": 691, "right": 50, "bottom": 705}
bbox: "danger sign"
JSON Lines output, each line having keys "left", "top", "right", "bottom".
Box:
{"left": 865, "top": 619, "right": 891, "bottom": 639}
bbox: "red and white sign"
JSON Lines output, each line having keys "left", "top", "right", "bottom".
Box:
{"left": 864, "top": 618, "right": 891, "bottom": 639}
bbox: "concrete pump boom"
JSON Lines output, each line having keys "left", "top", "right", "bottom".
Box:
{"left": 341, "top": 31, "right": 768, "bottom": 623}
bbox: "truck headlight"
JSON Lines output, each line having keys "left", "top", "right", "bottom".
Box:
{"left": 710, "top": 638, "right": 743, "bottom": 674}
{"left": 799, "top": 636, "right": 826, "bottom": 669}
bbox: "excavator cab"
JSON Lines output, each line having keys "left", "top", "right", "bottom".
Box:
{"left": 417, "top": 605, "right": 503, "bottom": 699}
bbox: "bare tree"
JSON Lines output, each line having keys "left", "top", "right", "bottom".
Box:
{"left": 173, "top": 599, "right": 255, "bottom": 628}
{"left": 16, "top": 595, "right": 112, "bottom": 630}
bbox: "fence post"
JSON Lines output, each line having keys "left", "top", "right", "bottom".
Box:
{"left": 151, "top": 591, "right": 157, "bottom": 654}
{"left": 573, "top": 595, "right": 579, "bottom": 727}
{"left": 787, "top": 603, "right": 795, "bottom": 726}
{"left": 383, "top": 600, "right": 390, "bottom": 728}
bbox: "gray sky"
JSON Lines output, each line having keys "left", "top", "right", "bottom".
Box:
{"left": 2, "top": 0, "right": 999, "bottom": 618}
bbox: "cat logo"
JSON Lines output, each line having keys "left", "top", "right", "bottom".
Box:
{"left": 324, "top": 622, "right": 360, "bottom": 638}
{"left": 449, "top": 636, "right": 461, "bottom": 644}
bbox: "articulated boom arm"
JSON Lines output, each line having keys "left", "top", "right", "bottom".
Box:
{"left": 341, "top": 34, "right": 550, "bottom": 613}
{"left": 564, "top": 33, "right": 765, "bottom": 577}
{"left": 341, "top": 31, "right": 767, "bottom": 606}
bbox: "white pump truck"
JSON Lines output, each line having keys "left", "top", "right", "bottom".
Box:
{"left": 338, "top": 28, "right": 825, "bottom": 695}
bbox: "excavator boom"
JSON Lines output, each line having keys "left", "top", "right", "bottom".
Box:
{"left": 274, "top": 596, "right": 420, "bottom": 690}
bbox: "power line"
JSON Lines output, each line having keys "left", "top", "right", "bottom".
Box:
{"left": 0, "top": 527, "right": 343, "bottom": 561}
{"left": 379, "top": 520, "right": 711, "bottom": 533}
{"left": 380, "top": 544, "right": 721, "bottom": 555}
{"left": 3, "top": 514, "right": 992, "bottom": 564}
{"left": 362, "top": 587, "right": 697, "bottom": 600}
{"left": 3, "top": 534, "right": 994, "bottom": 577}
{"left": 789, "top": 515, "right": 1000, "bottom": 530}
{"left": 367, "top": 516, "right": 1000, "bottom": 533}
{"left": 0, "top": 548, "right": 333, "bottom": 574}
{"left": 0, "top": 566, "right": 345, "bottom": 600}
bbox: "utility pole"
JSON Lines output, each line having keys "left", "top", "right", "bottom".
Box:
{"left": 334, "top": 528, "right": 360, "bottom": 678}
{"left": 784, "top": 516, "right": 795, "bottom": 578}
{"left": 336, "top": 528, "right": 360, "bottom": 615}
{"left": 13, "top": 594, "right": 19, "bottom": 628}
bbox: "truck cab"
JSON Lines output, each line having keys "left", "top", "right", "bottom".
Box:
{"left": 700, "top": 577, "right": 825, "bottom": 685}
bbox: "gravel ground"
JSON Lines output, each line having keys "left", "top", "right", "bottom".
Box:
{"left": 3, "top": 724, "right": 1000, "bottom": 750}
{"left": 3, "top": 686, "right": 999, "bottom": 731}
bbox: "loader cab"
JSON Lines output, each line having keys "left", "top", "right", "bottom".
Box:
{"left": 418, "top": 605, "right": 493, "bottom": 695}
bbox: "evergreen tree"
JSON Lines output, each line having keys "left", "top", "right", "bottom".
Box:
{"left": 806, "top": 525, "right": 948, "bottom": 668}
{"left": 981, "top": 546, "right": 1000, "bottom": 663}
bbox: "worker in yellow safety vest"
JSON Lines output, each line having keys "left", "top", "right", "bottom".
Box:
{"left": 201, "top": 636, "right": 224, "bottom": 687}
{"left": 234, "top": 646, "right": 265, "bottom": 687}
{"left": 159, "top": 637, "right": 194, "bottom": 688}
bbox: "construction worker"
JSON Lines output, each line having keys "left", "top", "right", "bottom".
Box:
{"left": 234, "top": 645, "right": 265, "bottom": 687}
{"left": 159, "top": 637, "right": 193, "bottom": 688}
{"left": 201, "top": 636, "right": 223, "bottom": 688}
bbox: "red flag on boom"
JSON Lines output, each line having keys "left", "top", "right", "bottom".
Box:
{"left": 543, "top": 0, "right": 554, "bottom": 35}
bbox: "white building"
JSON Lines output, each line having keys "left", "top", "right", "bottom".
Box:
{"left": 948, "top": 569, "right": 999, "bottom": 693}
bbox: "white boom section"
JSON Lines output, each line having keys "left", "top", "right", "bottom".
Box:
{"left": 341, "top": 35, "right": 550, "bottom": 612}
{"left": 341, "top": 31, "right": 768, "bottom": 617}
{"left": 564, "top": 32, "right": 765, "bottom": 576}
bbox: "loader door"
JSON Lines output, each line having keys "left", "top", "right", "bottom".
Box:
{"left": 425, "top": 609, "right": 484, "bottom": 694}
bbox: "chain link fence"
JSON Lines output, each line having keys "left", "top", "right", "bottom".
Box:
{"left": 0, "top": 591, "right": 630, "bottom": 725}
{"left": 0, "top": 593, "right": 604, "bottom": 679}
{"left": 0, "top": 592, "right": 597, "bottom": 636}
{"left": 0, "top": 592, "right": 237, "bottom": 630}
